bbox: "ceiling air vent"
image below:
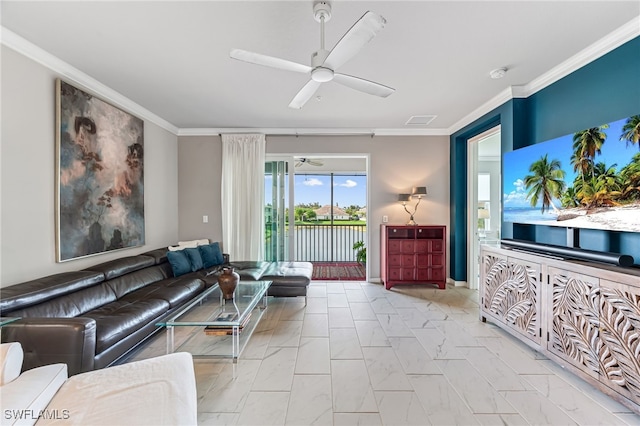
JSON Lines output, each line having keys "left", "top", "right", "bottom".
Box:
{"left": 405, "top": 115, "right": 437, "bottom": 126}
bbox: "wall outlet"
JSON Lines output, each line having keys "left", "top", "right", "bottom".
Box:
{"left": 382, "top": 215, "right": 388, "bottom": 223}
{"left": 203, "top": 215, "right": 209, "bottom": 223}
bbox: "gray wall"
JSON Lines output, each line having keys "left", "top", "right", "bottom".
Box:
{"left": 1, "top": 46, "right": 180, "bottom": 287}
{"left": 177, "top": 135, "right": 223, "bottom": 242}
{"left": 176, "top": 134, "right": 450, "bottom": 281}
{"left": 1, "top": 45, "right": 450, "bottom": 286}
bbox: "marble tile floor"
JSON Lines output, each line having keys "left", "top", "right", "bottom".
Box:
{"left": 125, "top": 281, "right": 640, "bottom": 425}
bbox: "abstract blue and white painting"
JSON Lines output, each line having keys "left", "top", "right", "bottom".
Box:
{"left": 56, "top": 80, "right": 144, "bottom": 261}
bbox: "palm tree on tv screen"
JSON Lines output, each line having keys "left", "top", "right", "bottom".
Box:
{"left": 620, "top": 153, "right": 640, "bottom": 199}
{"left": 524, "top": 154, "right": 566, "bottom": 213}
{"left": 582, "top": 162, "right": 623, "bottom": 208}
{"left": 620, "top": 115, "right": 640, "bottom": 150}
{"left": 571, "top": 124, "right": 609, "bottom": 180}
{"left": 560, "top": 186, "right": 580, "bottom": 208}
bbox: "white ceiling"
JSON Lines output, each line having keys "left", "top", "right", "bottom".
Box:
{"left": 2, "top": 1, "right": 639, "bottom": 135}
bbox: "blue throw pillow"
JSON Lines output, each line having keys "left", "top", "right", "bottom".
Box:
{"left": 199, "top": 244, "right": 216, "bottom": 268}
{"left": 199, "top": 242, "right": 224, "bottom": 268}
{"left": 166, "top": 250, "right": 191, "bottom": 277}
{"left": 184, "top": 247, "right": 204, "bottom": 272}
{"left": 210, "top": 242, "right": 224, "bottom": 265}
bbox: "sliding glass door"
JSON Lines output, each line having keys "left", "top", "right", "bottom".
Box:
{"left": 264, "top": 155, "right": 368, "bottom": 279}
{"left": 264, "top": 159, "right": 294, "bottom": 261}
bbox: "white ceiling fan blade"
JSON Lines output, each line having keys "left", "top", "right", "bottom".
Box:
{"left": 333, "top": 73, "right": 395, "bottom": 97}
{"left": 288, "top": 80, "right": 322, "bottom": 109}
{"left": 307, "top": 160, "right": 324, "bottom": 166}
{"left": 323, "top": 11, "right": 386, "bottom": 70}
{"left": 230, "top": 49, "right": 312, "bottom": 74}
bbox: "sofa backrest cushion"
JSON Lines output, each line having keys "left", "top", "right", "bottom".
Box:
{"left": 84, "top": 256, "right": 156, "bottom": 281}
{"left": 10, "top": 282, "right": 118, "bottom": 318}
{"left": 0, "top": 271, "right": 105, "bottom": 314}
{"left": 157, "top": 262, "right": 173, "bottom": 279}
{"left": 140, "top": 248, "right": 169, "bottom": 265}
{"left": 103, "top": 264, "right": 169, "bottom": 299}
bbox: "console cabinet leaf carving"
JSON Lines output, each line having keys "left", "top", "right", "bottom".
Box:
{"left": 548, "top": 268, "right": 600, "bottom": 379}
{"left": 480, "top": 245, "right": 640, "bottom": 414}
{"left": 482, "top": 252, "right": 540, "bottom": 344}
{"left": 598, "top": 280, "right": 640, "bottom": 405}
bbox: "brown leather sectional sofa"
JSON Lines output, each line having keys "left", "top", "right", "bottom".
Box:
{"left": 230, "top": 261, "right": 313, "bottom": 299}
{"left": 0, "top": 248, "right": 312, "bottom": 375}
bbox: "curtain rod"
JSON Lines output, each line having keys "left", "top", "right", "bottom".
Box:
{"left": 218, "top": 132, "right": 375, "bottom": 138}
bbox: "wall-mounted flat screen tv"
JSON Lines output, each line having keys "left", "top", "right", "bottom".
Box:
{"left": 503, "top": 115, "right": 640, "bottom": 233}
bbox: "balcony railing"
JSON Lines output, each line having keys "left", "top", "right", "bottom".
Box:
{"left": 293, "top": 224, "right": 367, "bottom": 262}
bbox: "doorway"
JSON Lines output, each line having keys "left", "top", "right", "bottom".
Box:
{"left": 265, "top": 155, "right": 369, "bottom": 281}
{"left": 467, "top": 126, "right": 501, "bottom": 289}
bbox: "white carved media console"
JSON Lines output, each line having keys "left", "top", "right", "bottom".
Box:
{"left": 480, "top": 245, "right": 640, "bottom": 414}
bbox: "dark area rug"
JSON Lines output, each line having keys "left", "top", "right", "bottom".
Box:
{"left": 311, "top": 262, "right": 365, "bottom": 281}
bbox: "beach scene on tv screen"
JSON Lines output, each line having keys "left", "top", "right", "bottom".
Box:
{"left": 503, "top": 115, "right": 640, "bottom": 232}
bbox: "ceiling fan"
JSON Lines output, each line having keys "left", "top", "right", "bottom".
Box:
{"left": 230, "top": 1, "right": 395, "bottom": 109}
{"left": 295, "top": 158, "right": 324, "bottom": 167}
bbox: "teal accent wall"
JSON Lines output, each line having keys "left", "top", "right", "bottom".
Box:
{"left": 449, "top": 36, "right": 640, "bottom": 282}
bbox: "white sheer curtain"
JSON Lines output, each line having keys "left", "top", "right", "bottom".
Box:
{"left": 221, "top": 134, "right": 266, "bottom": 260}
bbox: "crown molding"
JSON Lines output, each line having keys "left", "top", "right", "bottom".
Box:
{"left": 0, "top": 27, "right": 449, "bottom": 139}
{"left": 178, "top": 127, "right": 451, "bottom": 137}
{"left": 1, "top": 26, "right": 179, "bottom": 135}
{"left": 522, "top": 16, "right": 640, "bottom": 97}
{"left": 447, "top": 16, "right": 640, "bottom": 135}
{"left": 447, "top": 86, "right": 516, "bottom": 135}
{"left": 4, "top": 14, "right": 638, "bottom": 140}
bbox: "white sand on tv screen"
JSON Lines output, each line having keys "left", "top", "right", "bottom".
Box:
{"left": 520, "top": 202, "right": 640, "bottom": 233}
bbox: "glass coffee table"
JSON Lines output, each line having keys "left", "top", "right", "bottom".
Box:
{"left": 157, "top": 280, "right": 271, "bottom": 362}
{"left": 0, "top": 317, "right": 21, "bottom": 327}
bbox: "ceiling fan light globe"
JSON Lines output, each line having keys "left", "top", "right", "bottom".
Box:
{"left": 311, "top": 67, "right": 334, "bottom": 82}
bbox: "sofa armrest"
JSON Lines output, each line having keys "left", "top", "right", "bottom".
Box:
{"left": 0, "top": 363, "right": 68, "bottom": 426}
{"left": 39, "top": 352, "right": 197, "bottom": 425}
{"left": 1, "top": 318, "right": 96, "bottom": 376}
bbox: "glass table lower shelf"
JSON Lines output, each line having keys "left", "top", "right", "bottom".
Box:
{"left": 156, "top": 280, "right": 271, "bottom": 362}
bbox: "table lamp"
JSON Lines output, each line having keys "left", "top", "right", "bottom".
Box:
{"left": 398, "top": 186, "right": 427, "bottom": 225}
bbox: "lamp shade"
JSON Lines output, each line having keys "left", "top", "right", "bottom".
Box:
{"left": 398, "top": 193, "right": 411, "bottom": 202}
{"left": 411, "top": 186, "right": 427, "bottom": 197}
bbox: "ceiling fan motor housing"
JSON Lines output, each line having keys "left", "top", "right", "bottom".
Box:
{"left": 311, "top": 49, "right": 330, "bottom": 67}
{"left": 311, "top": 49, "right": 334, "bottom": 82}
{"left": 313, "top": 1, "right": 332, "bottom": 23}
{"left": 229, "top": 1, "right": 393, "bottom": 109}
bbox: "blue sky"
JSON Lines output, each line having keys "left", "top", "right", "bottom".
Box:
{"left": 265, "top": 174, "right": 367, "bottom": 208}
{"left": 503, "top": 117, "right": 637, "bottom": 208}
